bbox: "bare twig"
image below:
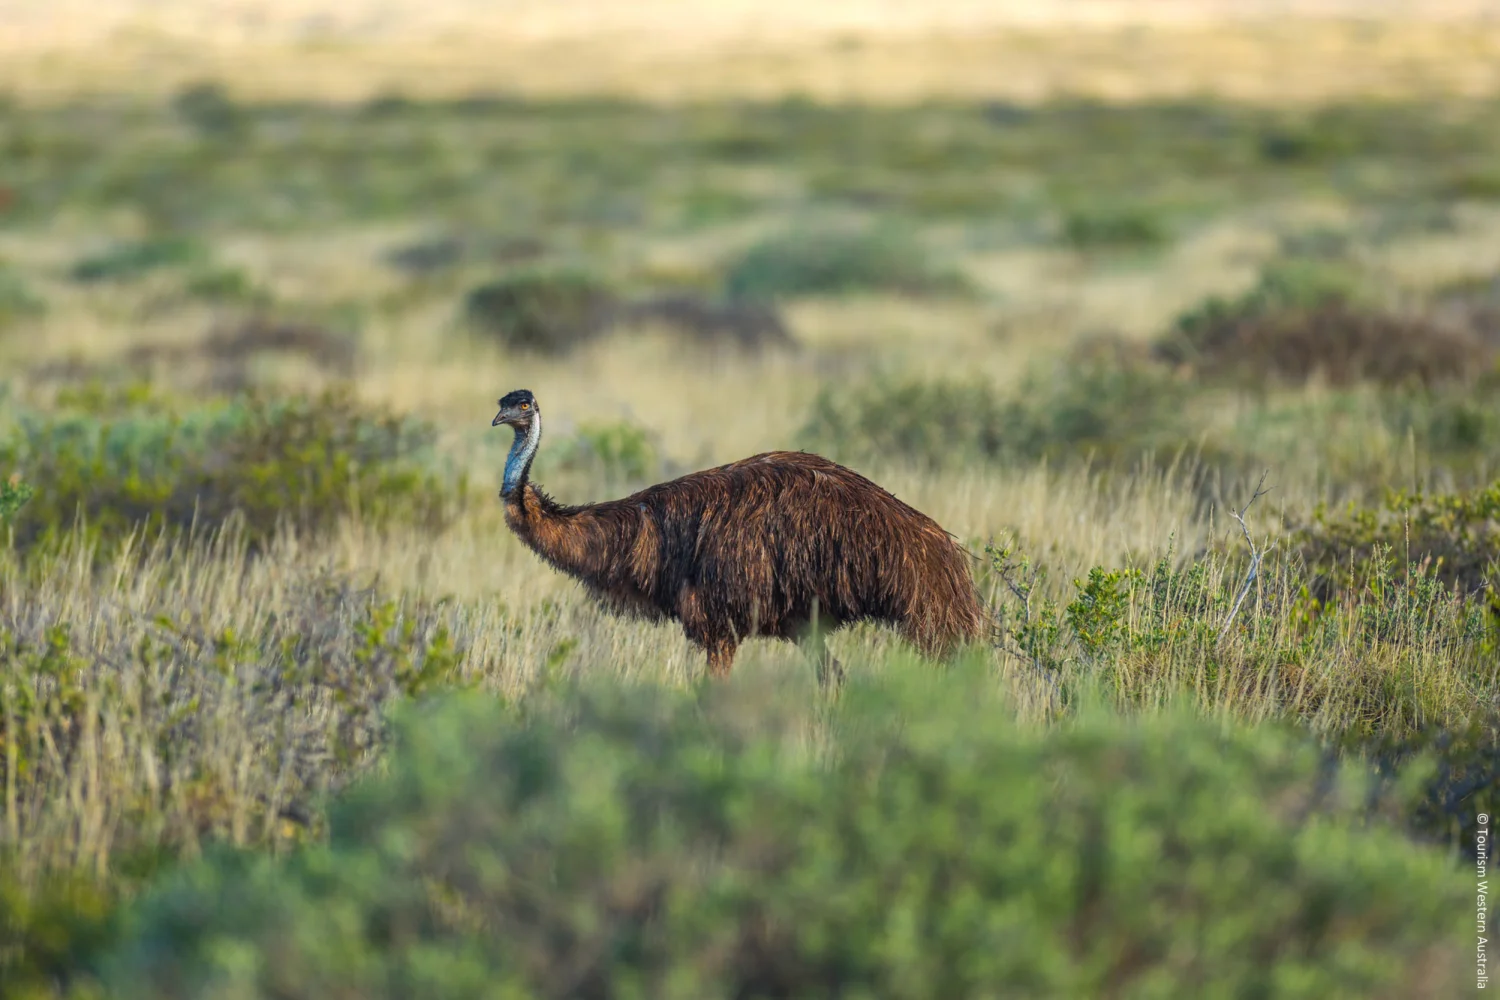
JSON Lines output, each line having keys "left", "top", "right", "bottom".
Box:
{"left": 982, "top": 538, "right": 1064, "bottom": 711}
{"left": 1218, "top": 470, "right": 1276, "bottom": 643}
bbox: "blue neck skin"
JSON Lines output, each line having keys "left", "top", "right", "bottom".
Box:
{"left": 502, "top": 414, "right": 541, "bottom": 498}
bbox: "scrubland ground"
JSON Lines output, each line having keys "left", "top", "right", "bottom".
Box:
{"left": 2, "top": 10, "right": 1500, "bottom": 996}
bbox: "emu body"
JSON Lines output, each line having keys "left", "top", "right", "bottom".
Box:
{"left": 493, "top": 389, "right": 987, "bottom": 677}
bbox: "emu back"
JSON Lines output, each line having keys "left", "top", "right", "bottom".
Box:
{"left": 564, "top": 452, "right": 988, "bottom": 673}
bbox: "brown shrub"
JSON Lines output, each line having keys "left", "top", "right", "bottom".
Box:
{"left": 605, "top": 294, "right": 796, "bottom": 351}
{"left": 30, "top": 317, "right": 358, "bottom": 391}
{"left": 1155, "top": 302, "right": 1490, "bottom": 388}
{"left": 1431, "top": 273, "right": 1500, "bottom": 346}
{"left": 197, "top": 317, "right": 359, "bottom": 376}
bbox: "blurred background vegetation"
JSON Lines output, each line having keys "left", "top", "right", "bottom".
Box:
{"left": 2, "top": 1, "right": 1500, "bottom": 995}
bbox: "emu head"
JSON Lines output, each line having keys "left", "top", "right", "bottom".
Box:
{"left": 494, "top": 389, "right": 541, "bottom": 498}
{"left": 492, "top": 389, "right": 538, "bottom": 431}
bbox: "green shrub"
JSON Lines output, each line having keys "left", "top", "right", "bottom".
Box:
{"left": 0, "top": 566, "right": 467, "bottom": 880}
{"left": 97, "top": 673, "right": 1468, "bottom": 998}
{"left": 799, "top": 364, "right": 1187, "bottom": 470}
{"left": 462, "top": 267, "right": 617, "bottom": 355}
{"left": 1258, "top": 116, "right": 1364, "bottom": 164}
{"left": 1164, "top": 258, "right": 1364, "bottom": 353}
{"left": 181, "top": 265, "right": 269, "bottom": 305}
{"left": 69, "top": 237, "right": 206, "bottom": 284}
{"left": 723, "top": 227, "right": 969, "bottom": 302}
{"left": 170, "top": 81, "right": 246, "bottom": 138}
{"left": 1060, "top": 202, "right": 1168, "bottom": 249}
{"left": 550, "top": 421, "right": 659, "bottom": 486}
{"left": 0, "top": 569, "right": 469, "bottom": 991}
{"left": 0, "top": 474, "right": 31, "bottom": 521}
{"left": 1352, "top": 710, "right": 1500, "bottom": 855}
{"left": 0, "top": 384, "right": 462, "bottom": 554}
{"left": 1291, "top": 478, "right": 1500, "bottom": 599}
{"left": 0, "top": 264, "right": 45, "bottom": 326}
{"left": 984, "top": 533, "right": 1495, "bottom": 727}
{"left": 1446, "top": 167, "right": 1500, "bottom": 200}
{"left": 0, "top": 865, "right": 119, "bottom": 999}
{"left": 1431, "top": 271, "right": 1500, "bottom": 343}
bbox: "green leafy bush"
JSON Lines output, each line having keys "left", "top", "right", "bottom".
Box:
{"left": 0, "top": 384, "right": 462, "bottom": 554}
{"left": 985, "top": 531, "right": 1494, "bottom": 712}
{"left": 463, "top": 266, "right": 617, "bottom": 355}
{"left": 799, "top": 364, "right": 1187, "bottom": 470}
{"left": 0, "top": 571, "right": 468, "bottom": 992}
{"left": 0, "top": 565, "right": 467, "bottom": 896}
{"left": 550, "top": 421, "right": 659, "bottom": 486}
{"left": 0, "top": 474, "right": 31, "bottom": 521}
{"left": 1448, "top": 168, "right": 1500, "bottom": 200}
{"left": 0, "top": 865, "right": 120, "bottom": 999}
{"left": 181, "top": 265, "right": 269, "bottom": 305}
{"left": 170, "top": 81, "right": 246, "bottom": 138}
{"left": 609, "top": 294, "right": 796, "bottom": 351}
{"left": 97, "top": 673, "right": 1468, "bottom": 998}
{"left": 1258, "top": 115, "right": 1366, "bottom": 164}
{"left": 1060, "top": 201, "right": 1168, "bottom": 249}
{"left": 0, "top": 264, "right": 45, "bottom": 326}
{"left": 1291, "top": 479, "right": 1500, "bottom": 599}
{"left": 69, "top": 237, "right": 206, "bottom": 284}
{"left": 1352, "top": 710, "right": 1500, "bottom": 856}
{"left": 723, "top": 227, "right": 969, "bottom": 302}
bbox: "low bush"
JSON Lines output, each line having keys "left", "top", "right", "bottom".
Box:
{"left": 1290, "top": 478, "right": 1500, "bottom": 600}
{"left": 383, "top": 235, "right": 467, "bottom": 274}
{"left": 723, "top": 227, "right": 968, "bottom": 302}
{"left": 799, "top": 363, "right": 1187, "bottom": 470}
{"left": 799, "top": 374, "right": 1011, "bottom": 469}
{"left": 170, "top": 81, "right": 246, "bottom": 138}
{"left": 0, "top": 384, "right": 461, "bottom": 554}
{"left": 1060, "top": 201, "right": 1169, "bottom": 249}
{"left": 69, "top": 237, "right": 207, "bottom": 285}
{"left": 190, "top": 318, "right": 358, "bottom": 379}
{"left": 0, "top": 865, "right": 121, "bottom": 999}
{"left": 1352, "top": 711, "right": 1500, "bottom": 856}
{"left": 983, "top": 535, "right": 1500, "bottom": 855}
{"left": 96, "top": 672, "right": 1468, "bottom": 998}
{"left": 28, "top": 320, "right": 358, "bottom": 395}
{"left": 0, "top": 474, "right": 31, "bottom": 521}
{"left": 1446, "top": 167, "right": 1500, "bottom": 201}
{"left": 1156, "top": 259, "right": 1489, "bottom": 387}
{"left": 0, "top": 563, "right": 466, "bottom": 890}
{"left": 1170, "top": 303, "right": 1484, "bottom": 388}
{"left": 463, "top": 266, "right": 617, "bottom": 355}
{"left": 549, "top": 421, "right": 661, "bottom": 487}
{"left": 606, "top": 294, "right": 795, "bottom": 351}
{"left": 181, "top": 265, "right": 270, "bottom": 306}
{"left": 0, "top": 264, "right": 45, "bottom": 327}
{"left": 1432, "top": 271, "right": 1500, "bottom": 345}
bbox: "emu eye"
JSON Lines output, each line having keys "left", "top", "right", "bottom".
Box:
{"left": 520, "top": 402, "right": 530, "bottom": 410}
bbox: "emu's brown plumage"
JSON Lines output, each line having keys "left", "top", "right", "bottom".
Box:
{"left": 493, "top": 389, "right": 987, "bottom": 678}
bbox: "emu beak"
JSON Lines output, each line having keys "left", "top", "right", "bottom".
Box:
{"left": 492, "top": 410, "right": 505, "bottom": 427}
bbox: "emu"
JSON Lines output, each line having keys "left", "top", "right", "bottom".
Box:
{"left": 493, "top": 389, "right": 987, "bottom": 681}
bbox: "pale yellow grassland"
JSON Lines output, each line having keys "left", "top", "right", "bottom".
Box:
{"left": 4, "top": 14, "right": 1500, "bottom": 105}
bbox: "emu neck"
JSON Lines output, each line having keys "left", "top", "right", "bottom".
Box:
{"left": 502, "top": 415, "right": 542, "bottom": 498}
{"left": 500, "top": 431, "right": 625, "bottom": 588}
{"left": 500, "top": 414, "right": 585, "bottom": 575}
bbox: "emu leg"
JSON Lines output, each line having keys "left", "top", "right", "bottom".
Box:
{"left": 705, "top": 638, "right": 738, "bottom": 678}
{"left": 678, "top": 585, "right": 738, "bottom": 679}
{"left": 802, "top": 624, "right": 845, "bottom": 692}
